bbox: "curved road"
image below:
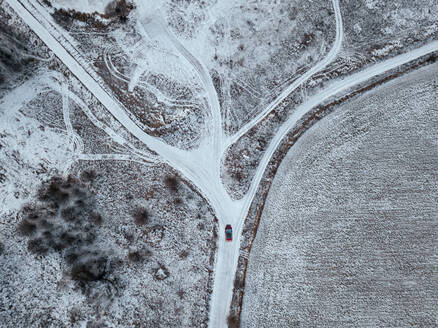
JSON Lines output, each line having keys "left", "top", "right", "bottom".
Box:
{"left": 208, "top": 1, "right": 343, "bottom": 326}
{"left": 225, "top": 0, "right": 344, "bottom": 148}
{"left": 141, "top": 15, "right": 223, "bottom": 156}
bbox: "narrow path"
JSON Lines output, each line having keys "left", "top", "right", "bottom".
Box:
{"left": 141, "top": 15, "right": 223, "bottom": 157}
{"left": 225, "top": 0, "right": 344, "bottom": 149}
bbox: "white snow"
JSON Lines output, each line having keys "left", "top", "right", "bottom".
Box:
{"left": 5, "top": 0, "right": 438, "bottom": 326}
{"left": 241, "top": 62, "right": 438, "bottom": 326}
{"left": 0, "top": 74, "right": 74, "bottom": 213}
{"left": 50, "top": 0, "right": 112, "bottom": 14}
{"left": 364, "top": 0, "right": 379, "bottom": 10}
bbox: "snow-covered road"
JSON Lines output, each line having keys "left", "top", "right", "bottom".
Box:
{"left": 142, "top": 16, "right": 223, "bottom": 155}
{"left": 208, "top": 1, "right": 343, "bottom": 326}
{"left": 7, "top": 0, "right": 438, "bottom": 327}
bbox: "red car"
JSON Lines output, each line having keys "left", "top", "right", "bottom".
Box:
{"left": 225, "top": 224, "right": 232, "bottom": 241}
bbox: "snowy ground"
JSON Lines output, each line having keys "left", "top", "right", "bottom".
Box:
{"left": 222, "top": 0, "right": 438, "bottom": 200}
{"left": 50, "top": 0, "right": 113, "bottom": 14}
{"left": 40, "top": 0, "right": 338, "bottom": 146}
{"left": 0, "top": 2, "right": 217, "bottom": 327}
{"left": 1, "top": 0, "right": 438, "bottom": 327}
{"left": 241, "top": 62, "right": 438, "bottom": 327}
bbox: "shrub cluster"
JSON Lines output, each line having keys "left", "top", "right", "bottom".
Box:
{"left": 18, "top": 175, "right": 115, "bottom": 292}
{"left": 164, "top": 175, "right": 179, "bottom": 193}
{"left": 132, "top": 207, "right": 149, "bottom": 226}
{"left": 104, "top": 0, "right": 134, "bottom": 20}
{"left": 51, "top": 0, "right": 134, "bottom": 28}
{"left": 127, "top": 248, "right": 151, "bottom": 263}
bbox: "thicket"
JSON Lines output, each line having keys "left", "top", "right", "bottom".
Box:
{"left": 51, "top": 0, "right": 134, "bottom": 28}
{"left": 227, "top": 313, "right": 240, "bottom": 328}
{"left": 164, "top": 175, "right": 179, "bottom": 193}
{"left": 104, "top": 0, "right": 133, "bottom": 20}
{"left": 0, "top": 23, "right": 39, "bottom": 87}
{"left": 18, "top": 175, "right": 118, "bottom": 296}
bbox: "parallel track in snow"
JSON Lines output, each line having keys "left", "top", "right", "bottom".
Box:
{"left": 225, "top": 0, "right": 343, "bottom": 149}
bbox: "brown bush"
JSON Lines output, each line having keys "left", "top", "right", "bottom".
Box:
{"left": 89, "top": 212, "right": 103, "bottom": 225}
{"left": 227, "top": 313, "right": 240, "bottom": 328}
{"left": 61, "top": 206, "right": 76, "bottom": 221}
{"left": 39, "top": 219, "right": 54, "bottom": 230}
{"left": 65, "top": 251, "right": 79, "bottom": 264}
{"left": 164, "top": 175, "right": 179, "bottom": 192}
{"left": 133, "top": 207, "right": 149, "bottom": 226}
{"left": 104, "top": 0, "right": 134, "bottom": 20}
{"left": 178, "top": 249, "right": 189, "bottom": 259}
{"left": 18, "top": 220, "right": 37, "bottom": 236}
{"left": 127, "top": 251, "right": 142, "bottom": 262}
{"left": 233, "top": 277, "right": 245, "bottom": 290}
{"left": 27, "top": 238, "right": 48, "bottom": 255}
{"left": 80, "top": 169, "right": 96, "bottom": 182}
{"left": 71, "top": 260, "right": 105, "bottom": 283}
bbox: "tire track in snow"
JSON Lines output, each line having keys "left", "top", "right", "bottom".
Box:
{"left": 225, "top": 0, "right": 344, "bottom": 149}
{"left": 141, "top": 15, "right": 223, "bottom": 154}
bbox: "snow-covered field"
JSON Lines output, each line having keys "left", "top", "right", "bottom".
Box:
{"left": 1, "top": 0, "right": 438, "bottom": 327}
{"left": 241, "top": 62, "right": 438, "bottom": 327}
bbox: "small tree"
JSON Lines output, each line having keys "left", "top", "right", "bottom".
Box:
{"left": 177, "top": 289, "right": 184, "bottom": 299}
{"left": 27, "top": 238, "right": 48, "bottom": 255}
{"left": 164, "top": 175, "right": 179, "bottom": 193}
{"left": 133, "top": 207, "right": 149, "bottom": 226}
{"left": 127, "top": 251, "right": 142, "bottom": 262}
{"left": 18, "top": 220, "right": 37, "bottom": 236}
{"left": 80, "top": 169, "right": 96, "bottom": 182}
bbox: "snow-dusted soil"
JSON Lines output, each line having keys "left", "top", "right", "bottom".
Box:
{"left": 2, "top": 0, "right": 438, "bottom": 327}
{"left": 314, "top": 0, "right": 438, "bottom": 88}
{"left": 0, "top": 2, "right": 217, "bottom": 327}
{"left": 198, "top": 0, "right": 336, "bottom": 135}
{"left": 341, "top": 0, "right": 437, "bottom": 53}
{"left": 222, "top": 0, "right": 438, "bottom": 200}
{"left": 241, "top": 62, "right": 438, "bottom": 327}
{"left": 68, "top": 160, "right": 217, "bottom": 328}
{"left": 38, "top": 0, "right": 338, "bottom": 145}
{"left": 46, "top": 0, "right": 208, "bottom": 150}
